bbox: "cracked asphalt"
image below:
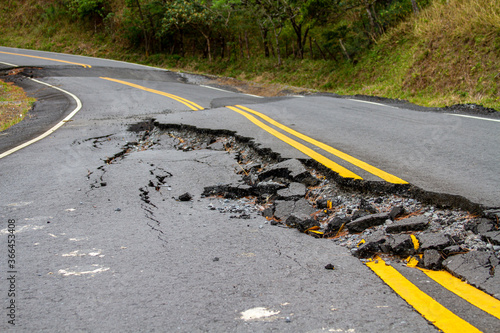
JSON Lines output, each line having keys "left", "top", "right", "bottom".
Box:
{"left": 1, "top": 46, "right": 499, "bottom": 332}
{"left": 1, "top": 125, "right": 438, "bottom": 332}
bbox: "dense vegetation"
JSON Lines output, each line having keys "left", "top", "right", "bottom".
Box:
{"left": 1, "top": 0, "right": 499, "bottom": 110}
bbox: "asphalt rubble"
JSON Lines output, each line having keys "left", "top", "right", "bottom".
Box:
{"left": 132, "top": 121, "right": 500, "bottom": 298}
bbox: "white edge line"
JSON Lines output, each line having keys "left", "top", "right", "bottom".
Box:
{"left": 244, "top": 93, "right": 264, "bottom": 98}
{"left": 0, "top": 61, "right": 18, "bottom": 67}
{"left": 200, "top": 83, "right": 264, "bottom": 98}
{"left": 348, "top": 98, "right": 397, "bottom": 109}
{"left": 201, "top": 84, "right": 264, "bottom": 98}
{"left": 445, "top": 113, "right": 500, "bottom": 123}
{"left": 0, "top": 78, "right": 82, "bottom": 159}
{"left": 200, "top": 85, "right": 235, "bottom": 94}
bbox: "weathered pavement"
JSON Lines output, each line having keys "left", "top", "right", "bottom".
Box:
{"left": 1, "top": 47, "right": 500, "bottom": 332}
{"left": 1, "top": 126, "right": 438, "bottom": 331}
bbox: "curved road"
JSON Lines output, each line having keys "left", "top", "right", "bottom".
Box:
{"left": 1, "top": 46, "right": 499, "bottom": 332}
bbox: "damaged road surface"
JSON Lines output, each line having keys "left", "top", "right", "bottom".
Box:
{"left": 1, "top": 46, "right": 500, "bottom": 332}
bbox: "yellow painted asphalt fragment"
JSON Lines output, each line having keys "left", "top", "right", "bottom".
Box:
{"left": 100, "top": 77, "right": 204, "bottom": 111}
{"left": 411, "top": 234, "right": 420, "bottom": 250}
{"left": 226, "top": 106, "right": 362, "bottom": 180}
{"left": 235, "top": 105, "right": 408, "bottom": 184}
{"left": 420, "top": 268, "right": 500, "bottom": 320}
{"left": 0, "top": 51, "right": 91, "bottom": 68}
{"left": 366, "top": 257, "right": 481, "bottom": 333}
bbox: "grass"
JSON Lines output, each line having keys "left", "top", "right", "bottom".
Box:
{"left": 0, "top": 79, "right": 36, "bottom": 131}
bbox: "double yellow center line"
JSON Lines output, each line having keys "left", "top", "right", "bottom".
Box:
{"left": 367, "top": 257, "right": 500, "bottom": 332}
{"left": 227, "top": 105, "right": 407, "bottom": 184}
{"left": 101, "top": 77, "right": 204, "bottom": 111}
{"left": 99, "top": 77, "right": 405, "bottom": 184}
{"left": 0, "top": 51, "right": 92, "bottom": 68}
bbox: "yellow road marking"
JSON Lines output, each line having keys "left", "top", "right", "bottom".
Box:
{"left": 411, "top": 234, "right": 420, "bottom": 250}
{"left": 366, "top": 257, "right": 481, "bottom": 333}
{"left": 100, "top": 77, "right": 204, "bottom": 111}
{"left": 226, "top": 106, "right": 362, "bottom": 180}
{"left": 235, "top": 105, "right": 407, "bottom": 184}
{"left": 0, "top": 51, "right": 91, "bottom": 68}
{"left": 420, "top": 268, "right": 500, "bottom": 320}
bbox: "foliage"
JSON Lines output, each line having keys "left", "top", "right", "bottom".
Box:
{"left": 67, "top": 0, "right": 109, "bottom": 20}
{"left": 0, "top": 0, "right": 499, "bottom": 110}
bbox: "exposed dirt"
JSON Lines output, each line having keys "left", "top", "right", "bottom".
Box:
{"left": 0, "top": 77, "right": 34, "bottom": 131}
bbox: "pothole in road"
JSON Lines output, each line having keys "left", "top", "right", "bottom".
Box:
{"left": 84, "top": 120, "right": 500, "bottom": 297}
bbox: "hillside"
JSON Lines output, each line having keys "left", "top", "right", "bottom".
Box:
{"left": 0, "top": 0, "right": 498, "bottom": 111}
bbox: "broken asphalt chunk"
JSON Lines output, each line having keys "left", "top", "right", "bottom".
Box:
{"left": 178, "top": 192, "right": 193, "bottom": 201}
{"left": 484, "top": 209, "right": 500, "bottom": 221}
{"left": 442, "top": 245, "right": 464, "bottom": 256}
{"left": 285, "top": 212, "right": 320, "bottom": 232}
{"left": 261, "top": 206, "right": 274, "bottom": 219}
{"left": 422, "top": 249, "right": 442, "bottom": 270}
{"left": 277, "top": 182, "right": 307, "bottom": 200}
{"left": 255, "top": 180, "right": 287, "bottom": 195}
{"left": 385, "top": 215, "right": 429, "bottom": 233}
{"left": 273, "top": 198, "right": 316, "bottom": 221}
{"left": 346, "top": 212, "right": 391, "bottom": 233}
{"left": 467, "top": 218, "right": 497, "bottom": 235}
{"left": 419, "top": 233, "right": 452, "bottom": 251}
{"left": 202, "top": 183, "right": 251, "bottom": 198}
{"left": 388, "top": 234, "right": 416, "bottom": 256}
{"left": 258, "top": 158, "right": 318, "bottom": 185}
{"left": 443, "top": 251, "right": 500, "bottom": 297}
{"left": 481, "top": 230, "right": 500, "bottom": 245}
{"left": 208, "top": 141, "right": 225, "bottom": 151}
{"left": 325, "top": 216, "right": 350, "bottom": 236}
{"left": 389, "top": 206, "right": 405, "bottom": 220}
{"left": 358, "top": 198, "right": 378, "bottom": 214}
{"left": 356, "top": 232, "right": 388, "bottom": 258}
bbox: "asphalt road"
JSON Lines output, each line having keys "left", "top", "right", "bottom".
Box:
{"left": 1, "top": 46, "right": 499, "bottom": 332}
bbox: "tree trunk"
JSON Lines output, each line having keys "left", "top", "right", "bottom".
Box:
{"left": 220, "top": 35, "right": 225, "bottom": 59}
{"left": 239, "top": 33, "right": 244, "bottom": 59}
{"left": 303, "top": 27, "right": 310, "bottom": 55}
{"left": 207, "top": 37, "right": 212, "bottom": 62}
{"left": 260, "top": 27, "right": 270, "bottom": 58}
{"left": 291, "top": 21, "right": 303, "bottom": 59}
{"left": 134, "top": 0, "right": 149, "bottom": 57}
{"left": 364, "top": 0, "right": 382, "bottom": 38}
{"left": 365, "top": 3, "right": 377, "bottom": 35}
{"left": 339, "top": 39, "right": 350, "bottom": 61}
{"left": 411, "top": 0, "right": 420, "bottom": 15}
{"left": 200, "top": 31, "right": 212, "bottom": 62}
{"left": 314, "top": 39, "right": 327, "bottom": 60}
{"left": 180, "top": 30, "right": 184, "bottom": 56}
{"left": 245, "top": 30, "right": 250, "bottom": 59}
{"left": 274, "top": 27, "right": 282, "bottom": 66}
{"left": 308, "top": 36, "right": 313, "bottom": 59}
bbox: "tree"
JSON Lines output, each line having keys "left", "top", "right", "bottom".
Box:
{"left": 162, "top": 0, "right": 224, "bottom": 61}
{"left": 125, "top": 0, "right": 165, "bottom": 56}
{"left": 67, "top": 0, "right": 110, "bottom": 32}
{"left": 281, "top": 0, "right": 337, "bottom": 59}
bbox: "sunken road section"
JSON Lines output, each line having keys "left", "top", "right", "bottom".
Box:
{"left": 89, "top": 119, "right": 500, "bottom": 298}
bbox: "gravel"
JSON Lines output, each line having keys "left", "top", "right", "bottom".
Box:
{"left": 129, "top": 122, "right": 500, "bottom": 295}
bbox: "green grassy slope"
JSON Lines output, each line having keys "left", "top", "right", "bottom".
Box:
{"left": 1, "top": 0, "right": 498, "bottom": 111}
